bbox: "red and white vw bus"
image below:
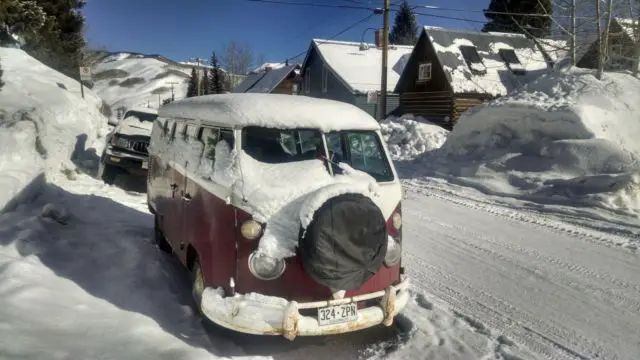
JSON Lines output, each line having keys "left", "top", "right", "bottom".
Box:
{"left": 147, "top": 94, "right": 409, "bottom": 340}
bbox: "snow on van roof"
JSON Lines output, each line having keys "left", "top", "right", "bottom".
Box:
{"left": 158, "top": 93, "right": 380, "bottom": 131}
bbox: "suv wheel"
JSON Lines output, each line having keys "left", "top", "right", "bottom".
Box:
{"left": 98, "top": 160, "right": 118, "bottom": 185}
{"left": 153, "top": 215, "right": 172, "bottom": 253}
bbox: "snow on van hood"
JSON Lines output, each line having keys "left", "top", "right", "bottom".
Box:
{"left": 114, "top": 116, "right": 153, "bottom": 137}
{"left": 211, "top": 141, "right": 380, "bottom": 260}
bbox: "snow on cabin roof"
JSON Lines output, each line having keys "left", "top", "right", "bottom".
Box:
{"left": 535, "top": 38, "right": 568, "bottom": 63}
{"left": 424, "top": 26, "right": 550, "bottom": 96}
{"left": 158, "top": 94, "right": 380, "bottom": 131}
{"left": 614, "top": 18, "right": 638, "bottom": 42}
{"left": 251, "top": 62, "right": 287, "bottom": 73}
{"left": 309, "top": 39, "right": 414, "bottom": 94}
{"left": 233, "top": 65, "right": 299, "bottom": 94}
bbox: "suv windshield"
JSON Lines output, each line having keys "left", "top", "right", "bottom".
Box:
{"left": 123, "top": 111, "right": 157, "bottom": 122}
{"left": 242, "top": 127, "right": 393, "bottom": 182}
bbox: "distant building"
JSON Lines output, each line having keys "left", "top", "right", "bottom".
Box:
{"left": 299, "top": 38, "right": 414, "bottom": 119}
{"left": 233, "top": 64, "right": 301, "bottom": 94}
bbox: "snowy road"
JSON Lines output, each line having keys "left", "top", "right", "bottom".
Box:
{"left": 401, "top": 180, "right": 640, "bottom": 360}
{"left": 1, "top": 171, "right": 639, "bottom": 359}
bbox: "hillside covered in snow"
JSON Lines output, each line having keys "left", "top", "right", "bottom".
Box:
{"left": 0, "top": 47, "right": 108, "bottom": 211}
{"left": 88, "top": 52, "right": 192, "bottom": 111}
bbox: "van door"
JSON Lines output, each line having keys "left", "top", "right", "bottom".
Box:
{"left": 184, "top": 127, "right": 238, "bottom": 291}
{"left": 163, "top": 121, "right": 184, "bottom": 252}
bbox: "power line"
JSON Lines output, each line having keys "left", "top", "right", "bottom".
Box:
{"left": 284, "top": 13, "right": 377, "bottom": 62}
{"left": 240, "top": 0, "right": 374, "bottom": 11}
{"left": 405, "top": 4, "right": 595, "bottom": 20}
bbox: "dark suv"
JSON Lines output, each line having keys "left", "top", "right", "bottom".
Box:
{"left": 98, "top": 107, "right": 157, "bottom": 184}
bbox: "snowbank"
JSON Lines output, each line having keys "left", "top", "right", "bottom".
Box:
{"left": 0, "top": 48, "right": 107, "bottom": 211}
{"left": 433, "top": 68, "right": 640, "bottom": 214}
{"left": 380, "top": 115, "right": 449, "bottom": 161}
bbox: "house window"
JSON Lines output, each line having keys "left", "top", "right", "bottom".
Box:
{"left": 459, "top": 45, "right": 487, "bottom": 75}
{"left": 418, "top": 62, "right": 432, "bottom": 81}
{"left": 322, "top": 65, "right": 328, "bottom": 93}
{"left": 304, "top": 68, "right": 310, "bottom": 93}
{"left": 498, "top": 48, "right": 526, "bottom": 75}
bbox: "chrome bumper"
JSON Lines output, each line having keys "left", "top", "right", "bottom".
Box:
{"left": 200, "top": 277, "right": 410, "bottom": 340}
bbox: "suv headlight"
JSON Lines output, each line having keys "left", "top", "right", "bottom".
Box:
{"left": 384, "top": 237, "right": 402, "bottom": 267}
{"left": 248, "top": 252, "right": 286, "bottom": 280}
{"left": 114, "top": 136, "right": 130, "bottom": 149}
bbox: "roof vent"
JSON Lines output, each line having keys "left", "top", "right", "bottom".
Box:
{"left": 359, "top": 42, "right": 370, "bottom": 51}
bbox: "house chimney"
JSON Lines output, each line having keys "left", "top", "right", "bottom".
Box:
{"left": 375, "top": 29, "right": 383, "bottom": 48}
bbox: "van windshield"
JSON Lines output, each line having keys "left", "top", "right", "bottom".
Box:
{"left": 241, "top": 127, "right": 393, "bottom": 182}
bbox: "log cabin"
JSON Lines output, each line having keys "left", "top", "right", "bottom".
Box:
{"left": 394, "top": 27, "right": 552, "bottom": 128}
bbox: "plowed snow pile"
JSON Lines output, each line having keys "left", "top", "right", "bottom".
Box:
{"left": 434, "top": 69, "right": 640, "bottom": 215}
{"left": 381, "top": 115, "right": 449, "bottom": 161}
{"left": 0, "top": 47, "right": 107, "bottom": 211}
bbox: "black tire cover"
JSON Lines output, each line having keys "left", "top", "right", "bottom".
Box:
{"left": 299, "top": 193, "right": 387, "bottom": 290}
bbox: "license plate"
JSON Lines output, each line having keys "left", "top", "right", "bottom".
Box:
{"left": 142, "top": 161, "right": 148, "bottom": 169}
{"left": 318, "top": 303, "right": 358, "bottom": 326}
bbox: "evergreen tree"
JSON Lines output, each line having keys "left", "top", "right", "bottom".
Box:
{"left": 202, "top": 67, "right": 210, "bottom": 95}
{"left": 482, "top": 0, "right": 552, "bottom": 38}
{"left": 187, "top": 68, "right": 199, "bottom": 97}
{"left": 389, "top": 1, "right": 418, "bottom": 45}
{"left": 209, "top": 52, "right": 224, "bottom": 94}
{"left": 0, "top": 57, "right": 4, "bottom": 91}
{"left": 18, "top": 0, "right": 87, "bottom": 78}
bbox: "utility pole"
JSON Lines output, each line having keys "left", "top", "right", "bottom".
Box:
{"left": 190, "top": 57, "right": 206, "bottom": 96}
{"left": 167, "top": 81, "right": 178, "bottom": 101}
{"left": 379, "top": 0, "right": 390, "bottom": 121}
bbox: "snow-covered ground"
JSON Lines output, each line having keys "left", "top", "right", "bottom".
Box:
{"left": 91, "top": 52, "right": 190, "bottom": 111}
{"left": 380, "top": 115, "right": 449, "bottom": 161}
{"left": 2, "top": 51, "right": 639, "bottom": 360}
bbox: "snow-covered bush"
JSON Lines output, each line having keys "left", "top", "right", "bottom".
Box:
{"left": 435, "top": 68, "right": 640, "bottom": 214}
{"left": 380, "top": 115, "right": 449, "bottom": 161}
{"left": 0, "top": 48, "right": 107, "bottom": 211}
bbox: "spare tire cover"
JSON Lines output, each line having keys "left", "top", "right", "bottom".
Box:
{"left": 299, "top": 193, "right": 387, "bottom": 290}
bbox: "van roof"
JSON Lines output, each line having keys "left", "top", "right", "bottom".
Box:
{"left": 158, "top": 94, "right": 380, "bottom": 132}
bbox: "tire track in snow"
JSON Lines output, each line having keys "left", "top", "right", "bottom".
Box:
{"left": 402, "top": 179, "right": 639, "bottom": 250}
{"left": 400, "top": 197, "right": 640, "bottom": 360}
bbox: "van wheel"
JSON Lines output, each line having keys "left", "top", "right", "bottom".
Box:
{"left": 191, "top": 260, "right": 205, "bottom": 315}
{"left": 154, "top": 215, "right": 172, "bottom": 253}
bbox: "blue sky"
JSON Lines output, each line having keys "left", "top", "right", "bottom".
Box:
{"left": 84, "top": 0, "right": 486, "bottom": 66}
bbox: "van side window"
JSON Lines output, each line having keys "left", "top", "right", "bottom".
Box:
{"left": 186, "top": 125, "right": 198, "bottom": 141}
{"left": 199, "top": 127, "right": 220, "bottom": 162}
{"left": 169, "top": 122, "right": 177, "bottom": 141}
{"left": 219, "top": 129, "right": 235, "bottom": 149}
{"left": 181, "top": 123, "right": 189, "bottom": 140}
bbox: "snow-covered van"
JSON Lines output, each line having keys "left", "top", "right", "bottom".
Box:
{"left": 98, "top": 107, "right": 157, "bottom": 183}
{"left": 147, "top": 94, "right": 409, "bottom": 340}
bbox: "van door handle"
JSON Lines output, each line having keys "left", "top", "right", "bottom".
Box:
{"left": 181, "top": 193, "right": 192, "bottom": 202}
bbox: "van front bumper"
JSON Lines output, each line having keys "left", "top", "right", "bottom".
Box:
{"left": 200, "top": 277, "right": 410, "bottom": 340}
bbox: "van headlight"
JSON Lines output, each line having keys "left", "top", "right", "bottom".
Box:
{"left": 384, "top": 237, "right": 402, "bottom": 267}
{"left": 248, "top": 252, "right": 286, "bottom": 280}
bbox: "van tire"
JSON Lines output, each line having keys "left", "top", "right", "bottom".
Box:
{"left": 191, "top": 260, "right": 205, "bottom": 315}
{"left": 153, "top": 215, "right": 172, "bottom": 253}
